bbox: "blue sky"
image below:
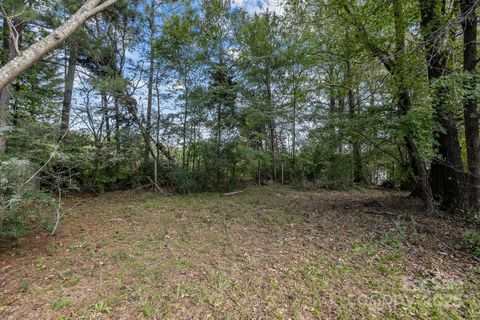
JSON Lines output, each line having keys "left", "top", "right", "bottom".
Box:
{"left": 70, "top": 0, "right": 286, "bottom": 136}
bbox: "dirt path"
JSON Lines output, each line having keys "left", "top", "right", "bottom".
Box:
{"left": 0, "top": 187, "right": 478, "bottom": 319}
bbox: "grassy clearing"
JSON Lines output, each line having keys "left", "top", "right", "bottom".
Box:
{"left": 0, "top": 186, "right": 479, "bottom": 319}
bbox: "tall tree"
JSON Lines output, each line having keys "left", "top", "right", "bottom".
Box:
{"left": 338, "top": 0, "right": 435, "bottom": 211}
{"left": 418, "top": 0, "right": 464, "bottom": 211}
{"left": 346, "top": 58, "right": 364, "bottom": 183}
{"left": 144, "top": 0, "right": 156, "bottom": 166}
{"left": 461, "top": 0, "right": 479, "bottom": 211}
{"left": 59, "top": 42, "right": 79, "bottom": 140}
{"left": 238, "top": 13, "right": 282, "bottom": 181}
{"left": 0, "top": 0, "right": 119, "bottom": 155}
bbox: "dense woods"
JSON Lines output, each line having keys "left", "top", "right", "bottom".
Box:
{"left": 1, "top": 0, "right": 480, "bottom": 233}
{"left": 0, "top": 1, "right": 480, "bottom": 318}
{"left": 0, "top": 0, "right": 479, "bottom": 234}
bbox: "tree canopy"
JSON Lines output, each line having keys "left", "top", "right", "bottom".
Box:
{"left": 0, "top": 0, "right": 479, "bottom": 231}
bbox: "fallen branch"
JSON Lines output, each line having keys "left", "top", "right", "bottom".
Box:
{"left": 442, "top": 243, "right": 480, "bottom": 263}
{"left": 122, "top": 184, "right": 150, "bottom": 196}
{"left": 223, "top": 191, "right": 244, "bottom": 196}
{"left": 363, "top": 209, "right": 399, "bottom": 217}
{"left": 147, "top": 176, "right": 161, "bottom": 191}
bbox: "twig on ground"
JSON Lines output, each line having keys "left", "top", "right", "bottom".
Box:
{"left": 363, "top": 209, "right": 401, "bottom": 217}
{"left": 442, "top": 243, "right": 480, "bottom": 263}
{"left": 123, "top": 184, "right": 150, "bottom": 196}
{"left": 223, "top": 191, "right": 244, "bottom": 196}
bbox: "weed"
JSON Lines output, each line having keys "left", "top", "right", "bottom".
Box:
{"left": 93, "top": 301, "right": 111, "bottom": 314}
{"left": 460, "top": 231, "right": 480, "bottom": 258}
{"left": 33, "top": 258, "right": 46, "bottom": 270}
{"left": 381, "top": 234, "right": 401, "bottom": 248}
{"left": 19, "top": 280, "right": 29, "bottom": 293}
{"left": 216, "top": 273, "right": 231, "bottom": 291}
{"left": 52, "top": 297, "right": 72, "bottom": 311}
{"left": 142, "top": 302, "right": 155, "bottom": 318}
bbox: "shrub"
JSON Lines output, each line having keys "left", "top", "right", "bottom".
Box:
{"left": 0, "top": 159, "right": 58, "bottom": 241}
{"left": 461, "top": 231, "right": 480, "bottom": 259}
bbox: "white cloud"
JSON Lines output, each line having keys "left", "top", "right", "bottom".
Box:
{"left": 232, "top": 0, "right": 285, "bottom": 15}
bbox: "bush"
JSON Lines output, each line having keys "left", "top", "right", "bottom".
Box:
{"left": 0, "top": 159, "right": 57, "bottom": 241}
{"left": 461, "top": 231, "right": 480, "bottom": 259}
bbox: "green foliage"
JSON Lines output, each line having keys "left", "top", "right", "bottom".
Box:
{"left": 0, "top": 158, "right": 58, "bottom": 240}
{"left": 93, "top": 301, "right": 111, "bottom": 314}
{"left": 398, "top": 105, "right": 435, "bottom": 162}
{"left": 141, "top": 302, "right": 155, "bottom": 318}
{"left": 460, "top": 231, "right": 480, "bottom": 259}
{"left": 52, "top": 298, "right": 72, "bottom": 311}
{"left": 0, "top": 189, "right": 58, "bottom": 241}
{"left": 2, "top": 0, "right": 478, "bottom": 217}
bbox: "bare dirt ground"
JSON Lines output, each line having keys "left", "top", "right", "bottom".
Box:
{"left": 0, "top": 186, "right": 479, "bottom": 319}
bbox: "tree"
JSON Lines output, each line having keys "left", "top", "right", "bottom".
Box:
{"left": 59, "top": 42, "right": 79, "bottom": 140}
{"left": 144, "top": 0, "right": 157, "bottom": 166}
{"left": 0, "top": 0, "right": 119, "bottom": 90}
{"left": 418, "top": 0, "right": 464, "bottom": 211}
{"left": 337, "top": 0, "right": 435, "bottom": 211}
{"left": 461, "top": 0, "right": 479, "bottom": 211}
{"left": 0, "top": 0, "right": 119, "bottom": 155}
{"left": 237, "top": 12, "right": 283, "bottom": 181}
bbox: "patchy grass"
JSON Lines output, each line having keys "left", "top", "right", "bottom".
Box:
{"left": 0, "top": 186, "right": 479, "bottom": 319}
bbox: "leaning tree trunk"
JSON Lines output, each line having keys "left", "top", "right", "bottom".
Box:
{"left": 461, "top": 0, "right": 479, "bottom": 211}
{"left": 0, "top": 0, "right": 118, "bottom": 91}
{"left": 419, "top": 0, "right": 464, "bottom": 211}
{"left": 393, "top": 0, "right": 435, "bottom": 212}
{"left": 0, "top": 0, "right": 118, "bottom": 154}
{"left": 344, "top": 0, "right": 436, "bottom": 212}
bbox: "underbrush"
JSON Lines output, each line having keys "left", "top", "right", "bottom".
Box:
{"left": 0, "top": 158, "right": 58, "bottom": 241}
{"left": 461, "top": 231, "right": 480, "bottom": 259}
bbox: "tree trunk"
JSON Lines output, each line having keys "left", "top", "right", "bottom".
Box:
{"left": 182, "top": 82, "right": 188, "bottom": 168}
{"left": 144, "top": 1, "right": 155, "bottom": 166}
{"left": 337, "top": 93, "right": 345, "bottom": 154}
{"left": 59, "top": 43, "right": 79, "bottom": 140}
{"left": 419, "top": 0, "right": 464, "bottom": 211}
{"left": 346, "top": 59, "right": 363, "bottom": 183}
{"left": 114, "top": 97, "right": 120, "bottom": 151}
{"left": 0, "top": 14, "right": 24, "bottom": 154}
{"left": 0, "top": 18, "right": 11, "bottom": 154}
{"left": 266, "top": 78, "right": 276, "bottom": 181}
{"left": 292, "top": 68, "right": 297, "bottom": 174}
{"left": 155, "top": 75, "right": 162, "bottom": 182}
{"left": 461, "top": 0, "right": 479, "bottom": 211}
{"left": 392, "top": 0, "right": 435, "bottom": 212}
{"left": 328, "top": 66, "right": 336, "bottom": 115}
